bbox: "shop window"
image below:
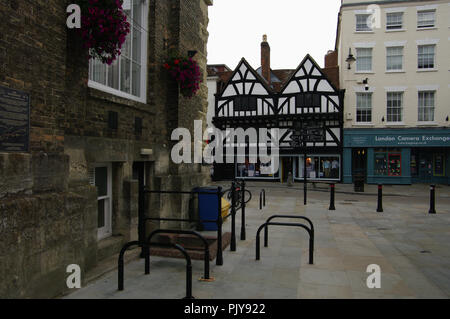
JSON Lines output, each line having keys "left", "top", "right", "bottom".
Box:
{"left": 296, "top": 155, "right": 340, "bottom": 180}
{"left": 374, "top": 149, "right": 401, "bottom": 176}
{"left": 410, "top": 153, "right": 418, "bottom": 176}
{"left": 374, "top": 149, "right": 387, "bottom": 176}
{"left": 433, "top": 154, "right": 445, "bottom": 176}
{"left": 236, "top": 158, "right": 279, "bottom": 179}
{"left": 388, "top": 154, "right": 402, "bottom": 176}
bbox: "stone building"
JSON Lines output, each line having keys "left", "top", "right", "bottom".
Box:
{"left": 0, "top": 0, "right": 213, "bottom": 298}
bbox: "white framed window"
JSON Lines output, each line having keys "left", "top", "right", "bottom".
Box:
{"left": 386, "top": 12, "right": 403, "bottom": 30}
{"left": 386, "top": 46, "right": 404, "bottom": 71}
{"left": 417, "top": 10, "right": 436, "bottom": 28}
{"left": 356, "top": 93, "right": 372, "bottom": 123}
{"left": 418, "top": 91, "right": 435, "bottom": 122}
{"left": 356, "top": 48, "right": 373, "bottom": 72}
{"left": 89, "top": 163, "right": 113, "bottom": 240}
{"left": 356, "top": 14, "right": 372, "bottom": 32}
{"left": 418, "top": 45, "right": 436, "bottom": 69}
{"left": 387, "top": 92, "right": 403, "bottom": 122}
{"left": 88, "top": 0, "right": 148, "bottom": 103}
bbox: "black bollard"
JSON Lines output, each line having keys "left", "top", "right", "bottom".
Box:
{"left": 329, "top": 183, "right": 336, "bottom": 210}
{"left": 230, "top": 182, "right": 236, "bottom": 251}
{"left": 428, "top": 184, "right": 436, "bottom": 214}
{"left": 240, "top": 180, "right": 246, "bottom": 241}
{"left": 259, "top": 190, "right": 263, "bottom": 210}
{"left": 263, "top": 189, "right": 266, "bottom": 207}
{"left": 377, "top": 184, "right": 383, "bottom": 212}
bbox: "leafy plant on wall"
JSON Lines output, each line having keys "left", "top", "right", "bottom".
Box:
{"left": 77, "top": 0, "right": 130, "bottom": 65}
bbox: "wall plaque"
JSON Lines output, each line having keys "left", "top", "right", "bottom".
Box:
{"left": 0, "top": 86, "right": 30, "bottom": 152}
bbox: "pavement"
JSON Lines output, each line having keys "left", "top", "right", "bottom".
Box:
{"left": 64, "top": 182, "right": 450, "bottom": 299}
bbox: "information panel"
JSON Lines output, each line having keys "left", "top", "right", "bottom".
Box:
{"left": 0, "top": 86, "right": 30, "bottom": 152}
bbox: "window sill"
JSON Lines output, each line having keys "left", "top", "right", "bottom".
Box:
{"left": 417, "top": 69, "right": 438, "bottom": 72}
{"left": 355, "top": 71, "right": 375, "bottom": 74}
{"left": 386, "top": 70, "right": 405, "bottom": 73}
{"left": 353, "top": 123, "right": 374, "bottom": 127}
{"left": 88, "top": 87, "right": 156, "bottom": 115}
{"left": 386, "top": 28, "right": 406, "bottom": 32}
{"left": 417, "top": 27, "right": 437, "bottom": 31}
{"left": 417, "top": 122, "right": 438, "bottom": 126}
{"left": 385, "top": 122, "right": 406, "bottom": 126}
{"left": 355, "top": 31, "right": 374, "bottom": 33}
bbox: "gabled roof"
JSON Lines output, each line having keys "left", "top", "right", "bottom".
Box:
{"left": 215, "top": 54, "right": 340, "bottom": 97}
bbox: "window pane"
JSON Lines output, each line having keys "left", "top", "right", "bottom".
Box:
{"left": 120, "top": 57, "right": 131, "bottom": 94}
{"left": 387, "top": 47, "right": 403, "bottom": 70}
{"left": 95, "top": 167, "right": 108, "bottom": 197}
{"left": 387, "top": 92, "right": 403, "bottom": 122}
{"left": 92, "top": 59, "right": 107, "bottom": 85}
{"left": 418, "top": 45, "right": 435, "bottom": 69}
{"left": 132, "top": 28, "right": 142, "bottom": 62}
{"left": 386, "top": 12, "right": 403, "bottom": 29}
{"left": 133, "top": 0, "right": 142, "bottom": 26}
{"left": 107, "top": 59, "right": 120, "bottom": 90}
{"left": 356, "top": 48, "right": 372, "bottom": 71}
{"left": 418, "top": 91, "right": 435, "bottom": 122}
{"left": 98, "top": 199, "right": 105, "bottom": 228}
{"left": 418, "top": 10, "right": 435, "bottom": 28}
{"left": 132, "top": 62, "right": 141, "bottom": 97}
{"left": 356, "top": 93, "right": 372, "bottom": 122}
{"left": 356, "top": 14, "right": 371, "bottom": 31}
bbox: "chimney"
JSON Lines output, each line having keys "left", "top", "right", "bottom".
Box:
{"left": 261, "top": 34, "right": 271, "bottom": 84}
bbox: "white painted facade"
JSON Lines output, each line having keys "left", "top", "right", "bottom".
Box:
{"left": 336, "top": 0, "right": 450, "bottom": 129}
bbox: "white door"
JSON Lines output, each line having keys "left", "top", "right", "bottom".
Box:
{"left": 90, "top": 163, "right": 113, "bottom": 240}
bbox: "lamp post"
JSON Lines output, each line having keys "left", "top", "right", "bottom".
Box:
{"left": 346, "top": 48, "right": 356, "bottom": 70}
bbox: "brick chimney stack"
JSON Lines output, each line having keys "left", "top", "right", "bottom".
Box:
{"left": 261, "top": 34, "right": 271, "bottom": 84}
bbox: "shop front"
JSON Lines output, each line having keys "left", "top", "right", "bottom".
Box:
{"left": 343, "top": 128, "right": 450, "bottom": 185}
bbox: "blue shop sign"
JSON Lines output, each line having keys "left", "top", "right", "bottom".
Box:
{"left": 344, "top": 129, "right": 450, "bottom": 147}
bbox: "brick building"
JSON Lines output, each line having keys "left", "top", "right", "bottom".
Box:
{"left": 0, "top": 0, "right": 212, "bottom": 298}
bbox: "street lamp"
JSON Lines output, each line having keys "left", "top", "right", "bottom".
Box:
{"left": 346, "top": 48, "right": 356, "bottom": 70}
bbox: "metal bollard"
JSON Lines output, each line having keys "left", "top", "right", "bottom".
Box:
{"left": 377, "top": 184, "right": 383, "bottom": 212}
{"left": 259, "top": 190, "right": 263, "bottom": 210}
{"left": 263, "top": 189, "right": 266, "bottom": 207}
{"left": 240, "top": 180, "right": 246, "bottom": 241}
{"left": 428, "top": 184, "right": 436, "bottom": 214}
{"left": 230, "top": 182, "right": 236, "bottom": 251}
{"left": 329, "top": 183, "right": 336, "bottom": 210}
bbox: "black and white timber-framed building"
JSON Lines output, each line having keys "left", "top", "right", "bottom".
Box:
{"left": 211, "top": 37, "right": 345, "bottom": 183}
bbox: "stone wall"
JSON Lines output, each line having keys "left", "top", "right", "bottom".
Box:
{"left": 0, "top": 0, "right": 212, "bottom": 298}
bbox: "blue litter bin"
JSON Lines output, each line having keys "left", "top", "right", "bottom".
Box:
{"left": 194, "top": 187, "right": 219, "bottom": 231}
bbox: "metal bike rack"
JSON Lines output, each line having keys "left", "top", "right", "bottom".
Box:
{"left": 256, "top": 215, "right": 314, "bottom": 264}
{"left": 140, "top": 187, "right": 225, "bottom": 266}
{"left": 145, "top": 229, "right": 212, "bottom": 282}
{"left": 118, "top": 241, "right": 140, "bottom": 291}
{"left": 259, "top": 189, "right": 266, "bottom": 210}
{"left": 118, "top": 240, "right": 195, "bottom": 299}
{"left": 223, "top": 179, "right": 251, "bottom": 252}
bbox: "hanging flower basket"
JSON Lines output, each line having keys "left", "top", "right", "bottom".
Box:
{"left": 164, "top": 56, "right": 203, "bottom": 98}
{"left": 77, "top": 0, "right": 131, "bottom": 65}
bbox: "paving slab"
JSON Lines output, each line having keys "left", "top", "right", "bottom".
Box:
{"left": 64, "top": 182, "right": 450, "bottom": 299}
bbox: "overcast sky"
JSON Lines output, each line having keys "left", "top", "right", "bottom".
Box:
{"left": 207, "top": 0, "right": 341, "bottom": 70}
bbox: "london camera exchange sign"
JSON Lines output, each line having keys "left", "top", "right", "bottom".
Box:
{"left": 0, "top": 86, "right": 30, "bottom": 152}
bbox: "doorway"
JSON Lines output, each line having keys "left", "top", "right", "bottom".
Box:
{"left": 352, "top": 148, "right": 367, "bottom": 182}
{"left": 281, "top": 157, "right": 293, "bottom": 183}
